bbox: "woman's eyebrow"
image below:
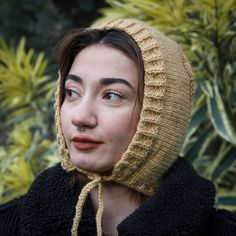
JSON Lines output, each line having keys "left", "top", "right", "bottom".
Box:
{"left": 65, "top": 74, "right": 82, "bottom": 84}
{"left": 100, "top": 78, "right": 134, "bottom": 90}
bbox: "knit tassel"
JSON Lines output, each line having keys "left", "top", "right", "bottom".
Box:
{"left": 71, "top": 176, "right": 104, "bottom": 236}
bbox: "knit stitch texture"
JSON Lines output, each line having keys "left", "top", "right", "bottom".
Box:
{"left": 55, "top": 18, "right": 194, "bottom": 196}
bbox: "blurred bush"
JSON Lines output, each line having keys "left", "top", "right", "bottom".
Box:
{"left": 0, "top": 0, "right": 108, "bottom": 204}
{"left": 97, "top": 0, "right": 236, "bottom": 211}
{"left": 0, "top": 37, "right": 57, "bottom": 203}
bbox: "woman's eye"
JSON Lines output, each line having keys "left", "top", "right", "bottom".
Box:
{"left": 64, "top": 88, "right": 79, "bottom": 100}
{"left": 103, "top": 91, "right": 123, "bottom": 102}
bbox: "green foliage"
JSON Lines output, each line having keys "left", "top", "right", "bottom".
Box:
{"left": 0, "top": 37, "right": 57, "bottom": 204}
{"left": 0, "top": 156, "right": 34, "bottom": 203}
{"left": 98, "top": 0, "right": 236, "bottom": 211}
{"left": 0, "top": 38, "right": 54, "bottom": 121}
{"left": 0, "top": 0, "right": 108, "bottom": 68}
{"left": 0, "top": 0, "right": 109, "bottom": 205}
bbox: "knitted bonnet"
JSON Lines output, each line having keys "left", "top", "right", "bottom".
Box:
{"left": 54, "top": 19, "right": 194, "bottom": 235}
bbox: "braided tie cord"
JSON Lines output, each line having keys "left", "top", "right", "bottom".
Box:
{"left": 96, "top": 182, "right": 104, "bottom": 235}
{"left": 71, "top": 175, "right": 104, "bottom": 236}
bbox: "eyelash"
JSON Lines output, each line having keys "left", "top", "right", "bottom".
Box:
{"left": 63, "top": 87, "right": 124, "bottom": 103}
{"left": 63, "top": 88, "right": 79, "bottom": 99}
{"left": 103, "top": 90, "right": 123, "bottom": 102}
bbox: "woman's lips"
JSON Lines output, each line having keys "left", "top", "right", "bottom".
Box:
{"left": 71, "top": 136, "right": 102, "bottom": 150}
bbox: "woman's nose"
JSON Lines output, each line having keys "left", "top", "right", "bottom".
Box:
{"left": 71, "top": 97, "right": 97, "bottom": 129}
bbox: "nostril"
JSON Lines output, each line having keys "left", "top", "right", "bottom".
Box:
{"left": 77, "top": 125, "right": 86, "bottom": 132}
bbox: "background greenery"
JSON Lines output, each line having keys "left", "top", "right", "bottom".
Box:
{"left": 0, "top": 0, "right": 236, "bottom": 211}
{"left": 0, "top": 0, "right": 108, "bottom": 203}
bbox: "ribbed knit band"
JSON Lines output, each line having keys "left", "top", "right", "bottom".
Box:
{"left": 55, "top": 18, "right": 194, "bottom": 196}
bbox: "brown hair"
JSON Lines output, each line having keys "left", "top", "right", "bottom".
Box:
{"left": 57, "top": 28, "right": 144, "bottom": 105}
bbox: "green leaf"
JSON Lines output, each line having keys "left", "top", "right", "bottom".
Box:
{"left": 213, "top": 146, "right": 236, "bottom": 180}
{"left": 184, "top": 126, "right": 214, "bottom": 162}
{"left": 1, "top": 158, "right": 34, "bottom": 203}
{"left": 188, "top": 103, "right": 208, "bottom": 137}
{"left": 205, "top": 84, "right": 236, "bottom": 145}
{"left": 216, "top": 193, "right": 236, "bottom": 211}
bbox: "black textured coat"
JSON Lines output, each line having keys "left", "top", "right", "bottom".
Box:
{"left": 1, "top": 157, "right": 236, "bottom": 236}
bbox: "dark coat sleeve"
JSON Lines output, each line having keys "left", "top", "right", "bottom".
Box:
{"left": 0, "top": 197, "right": 22, "bottom": 235}
{"left": 207, "top": 208, "right": 236, "bottom": 236}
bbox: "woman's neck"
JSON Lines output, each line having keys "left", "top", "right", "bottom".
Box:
{"left": 89, "top": 182, "right": 141, "bottom": 236}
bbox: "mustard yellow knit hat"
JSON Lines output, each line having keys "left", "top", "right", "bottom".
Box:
{"left": 54, "top": 18, "right": 194, "bottom": 235}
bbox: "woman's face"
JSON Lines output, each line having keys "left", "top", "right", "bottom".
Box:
{"left": 60, "top": 44, "right": 142, "bottom": 172}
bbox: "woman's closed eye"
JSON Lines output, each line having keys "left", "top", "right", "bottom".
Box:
{"left": 102, "top": 90, "right": 123, "bottom": 102}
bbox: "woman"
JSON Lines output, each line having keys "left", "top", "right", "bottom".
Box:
{"left": 1, "top": 18, "right": 236, "bottom": 236}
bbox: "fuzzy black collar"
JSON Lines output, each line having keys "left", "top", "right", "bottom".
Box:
{"left": 19, "top": 157, "right": 216, "bottom": 235}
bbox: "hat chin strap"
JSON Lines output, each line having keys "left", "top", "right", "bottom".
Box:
{"left": 71, "top": 174, "right": 104, "bottom": 236}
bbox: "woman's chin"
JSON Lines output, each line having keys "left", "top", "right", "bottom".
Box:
{"left": 70, "top": 158, "right": 112, "bottom": 173}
